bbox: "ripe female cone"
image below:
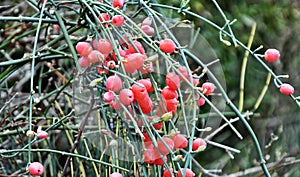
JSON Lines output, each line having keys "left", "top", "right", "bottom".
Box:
{"left": 264, "top": 48, "right": 280, "bottom": 62}
{"left": 93, "top": 38, "right": 112, "bottom": 54}
{"left": 162, "top": 97, "right": 179, "bottom": 114}
{"left": 123, "top": 53, "right": 146, "bottom": 73}
{"left": 178, "top": 66, "right": 189, "bottom": 81}
{"left": 98, "top": 13, "right": 110, "bottom": 28}
{"left": 162, "top": 86, "right": 178, "bottom": 99}
{"left": 172, "top": 134, "right": 188, "bottom": 149}
{"left": 119, "top": 89, "right": 134, "bottom": 105}
{"left": 153, "top": 155, "right": 167, "bottom": 166}
{"left": 110, "top": 98, "right": 122, "bottom": 109}
{"left": 141, "top": 25, "right": 155, "bottom": 35}
{"left": 110, "top": 172, "right": 123, "bottom": 177}
{"left": 142, "top": 17, "right": 152, "bottom": 26}
{"left": 192, "top": 138, "right": 207, "bottom": 151}
{"left": 37, "top": 130, "right": 48, "bottom": 139}
{"left": 137, "top": 96, "right": 153, "bottom": 114}
{"left": 166, "top": 72, "right": 181, "bottom": 90}
{"left": 113, "top": 0, "right": 124, "bottom": 8}
{"left": 159, "top": 38, "right": 176, "bottom": 53}
{"left": 87, "top": 50, "right": 105, "bottom": 63}
{"left": 197, "top": 97, "right": 205, "bottom": 106}
{"left": 138, "top": 79, "right": 154, "bottom": 92}
{"left": 163, "top": 168, "right": 174, "bottom": 177}
{"left": 103, "top": 91, "right": 114, "bottom": 102}
{"left": 28, "top": 162, "right": 44, "bottom": 176}
{"left": 157, "top": 137, "right": 174, "bottom": 155}
{"left": 177, "top": 168, "right": 195, "bottom": 177}
{"left": 201, "top": 82, "right": 216, "bottom": 95}
{"left": 280, "top": 83, "right": 294, "bottom": 95}
{"left": 132, "top": 83, "right": 148, "bottom": 100}
{"left": 112, "top": 15, "right": 125, "bottom": 27}
{"left": 78, "top": 57, "right": 90, "bottom": 67}
{"left": 76, "top": 42, "right": 92, "bottom": 57}
{"left": 126, "top": 40, "right": 145, "bottom": 54}
{"left": 106, "top": 75, "right": 123, "bottom": 92}
{"left": 143, "top": 147, "right": 160, "bottom": 164}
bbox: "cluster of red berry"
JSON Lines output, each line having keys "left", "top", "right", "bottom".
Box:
{"left": 264, "top": 49, "right": 295, "bottom": 95}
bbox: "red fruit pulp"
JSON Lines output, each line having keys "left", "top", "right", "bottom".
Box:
{"left": 93, "top": 38, "right": 113, "bottom": 54}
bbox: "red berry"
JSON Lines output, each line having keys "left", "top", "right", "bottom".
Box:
{"left": 162, "top": 97, "right": 178, "bottom": 114}
{"left": 142, "top": 17, "right": 152, "bottom": 26}
{"left": 107, "top": 60, "right": 116, "bottom": 69}
{"left": 143, "top": 132, "right": 151, "bottom": 142}
{"left": 147, "top": 116, "right": 162, "bottom": 130}
{"left": 192, "top": 74, "right": 200, "bottom": 86}
{"left": 112, "top": 15, "right": 125, "bottom": 27}
{"left": 113, "top": 0, "right": 124, "bottom": 8}
{"left": 123, "top": 53, "right": 146, "bottom": 73}
{"left": 103, "top": 91, "right": 114, "bottom": 102}
{"left": 162, "top": 86, "right": 178, "bottom": 99}
{"left": 93, "top": 38, "right": 113, "bottom": 54}
{"left": 98, "top": 13, "right": 110, "bottom": 28}
{"left": 163, "top": 168, "right": 174, "bottom": 177}
{"left": 110, "top": 98, "right": 122, "bottom": 109}
{"left": 201, "top": 82, "right": 215, "bottom": 95}
{"left": 137, "top": 96, "right": 153, "bottom": 114}
{"left": 37, "top": 130, "right": 48, "bottom": 139}
{"left": 172, "top": 134, "right": 188, "bottom": 149}
{"left": 264, "top": 48, "right": 280, "bottom": 62}
{"left": 138, "top": 62, "right": 154, "bottom": 74}
{"left": 28, "top": 162, "right": 44, "bottom": 176}
{"left": 143, "top": 147, "right": 160, "bottom": 164}
{"left": 192, "top": 138, "right": 207, "bottom": 151}
{"left": 141, "top": 25, "right": 155, "bottom": 35}
{"left": 177, "top": 168, "right": 195, "bottom": 177}
{"left": 78, "top": 57, "right": 90, "bottom": 67}
{"left": 166, "top": 72, "right": 181, "bottom": 90}
{"left": 119, "top": 89, "right": 134, "bottom": 105}
{"left": 132, "top": 83, "right": 148, "bottom": 100}
{"left": 76, "top": 42, "right": 92, "bottom": 57}
{"left": 106, "top": 75, "right": 123, "bottom": 92}
{"left": 110, "top": 172, "right": 122, "bottom": 177}
{"left": 159, "top": 39, "right": 176, "bottom": 53}
{"left": 196, "top": 97, "right": 205, "bottom": 107}
{"left": 280, "top": 83, "right": 294, "bottom": 95}
{"left": 138, "top": 79, "right": 154, "bottom": 92}
{"left": 87, "top": 50, "right": 105, "bottom": 63}
{"left": 153, "top": 155, "right": 167, "bottom": 166}
{"left": 157, "top": 137, "right": 174, "bottom": 155}
{"left": 126, "top": 40, "right": 145, "bottom": 54}
{"left": 178, "top": 66, "right": 189, "bottom": 81}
